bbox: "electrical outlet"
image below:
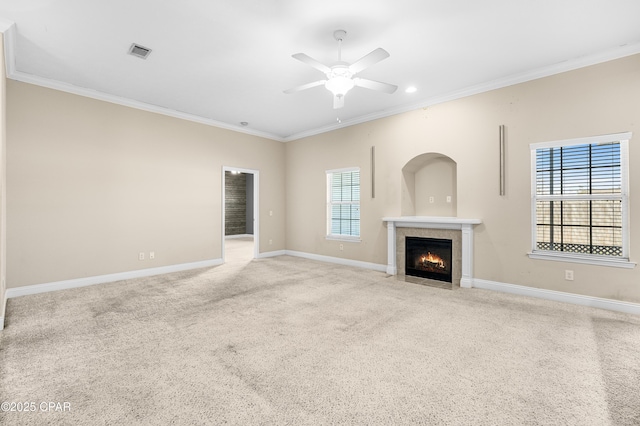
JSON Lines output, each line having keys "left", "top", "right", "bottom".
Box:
{"left": 269, "top": 210, "right": 273, "bottom": 216}
{"left": 149, "top": 252, "right": 155, "bottom": 260}
{"left": 339, "top": 244, "right": 344, "bottom": 251}
{"left": 565, "top": 270, "right": 574, "bottom": 281}
{"left": 269, "top": 239, "right": 273, "bottom": 245}
{"left": 446, "top": 196, "right": 452, "bottom": 203}
{"left": 429, "top": 196, "right": 435, "bottom": 203}
{"left": 138, "top": 252, "right": 145, "bottom": 261}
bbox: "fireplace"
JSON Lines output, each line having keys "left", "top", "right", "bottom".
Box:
{"left": 383, "top": 217, "right": 481, "bottom": 288}
{"left": 405, "top": 237, "right": 453, "bottom": 283}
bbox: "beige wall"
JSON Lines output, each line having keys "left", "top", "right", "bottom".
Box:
{"left": 414, "top": 157, "right": 456, "bottom": 216}
{"left": 7, "top": 81, "right": 285, "bottom": 288}
{"left": 286, "top": 54, "right": 640, "bottom": 303}
{"left": 4, "top": 53, "right": 640, "bottom": 304}
{"left": 400, "top": 153, "right": 457, "bottom": 217}
{"left": 1, "top": 33, "right": 6, "bottom": 323}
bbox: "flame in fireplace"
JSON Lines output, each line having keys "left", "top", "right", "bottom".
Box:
{"left": 419, "top": 252, "right": 446, "bottom": 269}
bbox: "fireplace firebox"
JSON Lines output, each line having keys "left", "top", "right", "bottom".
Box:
{"left": 405, "top": 237, "right": 453, "bottom": 283}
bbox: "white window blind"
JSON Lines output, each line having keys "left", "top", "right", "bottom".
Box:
{"left": 530, "top": 133, "right": 631, "bottom": 265}
{"left": 327, "top": 168, "right": 360, "bottom": 238}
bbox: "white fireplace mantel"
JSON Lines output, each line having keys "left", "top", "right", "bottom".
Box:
{"left": 383, "top": 216, "right": 482, "bottom": 288}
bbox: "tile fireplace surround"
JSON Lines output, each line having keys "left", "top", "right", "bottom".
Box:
{"left": 383, "top": 217, "right": 482, "bottom": 288}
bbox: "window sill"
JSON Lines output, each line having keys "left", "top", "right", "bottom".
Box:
{"left": 528, "top": 251, "right": 636, "bottom": 269}
{"left": 326, "top": 235, "right": 361, "bottom": 243}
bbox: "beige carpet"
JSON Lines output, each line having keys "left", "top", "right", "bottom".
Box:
{"left": 1, "top": 255, "right": 639, "bottom": 425}
{"left": 225, "top": 235, "right": 255, "bottom": 262}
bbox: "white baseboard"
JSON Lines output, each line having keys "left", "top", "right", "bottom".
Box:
{"left": 1, "top": 293, "right": 5, "bottom": 330}
{"left": 275, "top": 252, "right": 639, "bottom": 315}
{"left": 5, "top": 258, "right": 223, "bottom": 299}
{"left": 3, "top": 252, "right": 637, "bottom": 320}
{"left": 473, "top": 278, "right": 640, "bottom": 316}
{"left": 284, "top": 250, "right": 388, "bottom": 273}
{"left": 258, "top": 250, "right": 286, "bottom": 258}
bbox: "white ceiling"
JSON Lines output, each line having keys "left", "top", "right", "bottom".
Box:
{"left": 1, "top": 1, "right": 640, "bottom": 141}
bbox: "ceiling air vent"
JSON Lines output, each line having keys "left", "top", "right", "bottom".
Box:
{"left": 128, "top": 43, "right": 152, "bottom": 59}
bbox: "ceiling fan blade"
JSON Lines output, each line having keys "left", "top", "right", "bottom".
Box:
{"left": 333, "top": 94, "right": 345, "bottom": 109}
{"left": 292, "top": 53, "right": 331, "bottom": 74}
{"left": 349, "top": 48, "right": 390, "bottom": 74}
{"left": 283, "top": 80, "right": 327, "bottom": 94}
{"left": 354, "top": 78, "right": 398, "bottom": 94}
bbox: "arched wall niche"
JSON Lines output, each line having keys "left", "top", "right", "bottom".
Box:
{"left": 401, "top": 153, "right": 457, "bottom": 217}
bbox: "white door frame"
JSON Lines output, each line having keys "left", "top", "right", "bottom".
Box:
{"left": 222, "top": 166, "right": 259, "bottom": 261}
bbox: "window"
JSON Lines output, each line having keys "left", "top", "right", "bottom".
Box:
{"left": 326, "top": 168, "right": 360, "bottom": 240}
{"left": 529, "top": 132, "right": 634, "bottom": 268}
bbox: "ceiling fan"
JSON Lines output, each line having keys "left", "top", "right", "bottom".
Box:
{"left": 284, "top": 30, "right": 397, "bottom": 109}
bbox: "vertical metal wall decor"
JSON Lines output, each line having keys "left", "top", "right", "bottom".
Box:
{"left": 371, "top": 146, "right": 376, "bottom": 198}
{"left": 499, "top": 125, "right": 506, "bottom": 196}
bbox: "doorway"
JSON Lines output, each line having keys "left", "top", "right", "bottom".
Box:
{"left": 222, "top": 167, "right": 259, "bottom": 262}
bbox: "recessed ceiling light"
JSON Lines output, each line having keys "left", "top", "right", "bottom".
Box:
{"left": 405, "top": 86, "right": 417, "bottom": 94}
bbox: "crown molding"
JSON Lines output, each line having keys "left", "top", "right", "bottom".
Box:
{"left": 0, "top": 19, "right": 16, "bottom": 76}
{"left": 0, "top": 20, "right": 284, "bottom": 142}
{"left": 11, "top": 70, "right": 286, "bottom": 142}
{"left": 281, "top": 41, "right": 640, "bottom": 142}
{"left": 3, "top": 18, "right": 640, "bottom": 144}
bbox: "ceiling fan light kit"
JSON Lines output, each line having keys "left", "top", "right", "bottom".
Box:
{"left": 284, "top": 30, "right": 397, "bottom": 109}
